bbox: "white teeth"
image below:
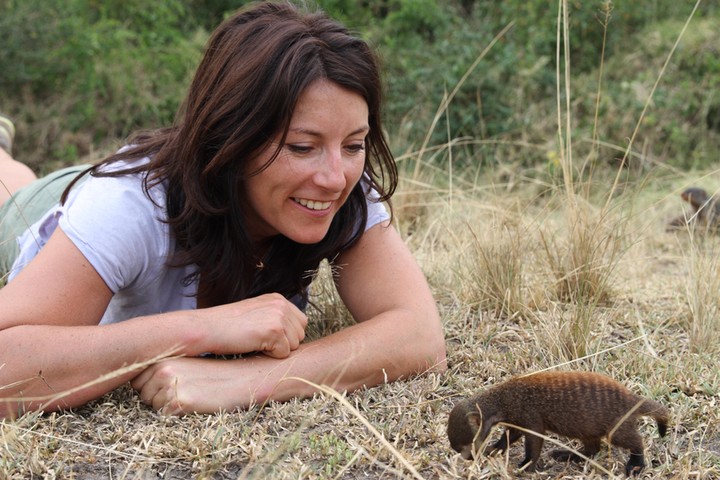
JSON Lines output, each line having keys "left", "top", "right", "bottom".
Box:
{"left": 294, "top": 198, "right": 331, "bottom": 210}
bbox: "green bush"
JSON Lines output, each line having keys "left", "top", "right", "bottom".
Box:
{"left": 569, "top": 17, "right": 720, "bottom": 170}
{"left": 358, "top": 0, "right": 720, "bottom": 168}
{"left": 0, "top": 0, "right": 205, "bottom": 167}
{"left": 0, "top": 0, "right": 718, "bottom": 169}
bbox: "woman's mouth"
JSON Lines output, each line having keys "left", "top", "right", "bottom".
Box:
{"left": 292, "top": 197, "right": 332, "bottom": 211}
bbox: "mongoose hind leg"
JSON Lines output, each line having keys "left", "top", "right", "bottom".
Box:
{"left": 518, "top": 432, "right": 545, "bottom": 471}
{"left": 608, "top": 423, "right": 646, "bottom": 476}
{"left": 550, "top": 437, "right": 601, "bottom": 463}
{"left": 625, "top": 453, "right": 646, "bottom": 476}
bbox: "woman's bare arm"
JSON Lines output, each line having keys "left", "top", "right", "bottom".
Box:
{"left": 130, "top": 222, "right": 447, "bottom": 414}
{"left": 0, "top": 228, "right": 307, "bottom": 417}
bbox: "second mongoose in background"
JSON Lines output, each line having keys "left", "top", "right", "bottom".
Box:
{"left": 667, "top": 187, "right": 720, "bottom": 231}
{"left": 447, "top": 371, "right": 670, "bottom": 476}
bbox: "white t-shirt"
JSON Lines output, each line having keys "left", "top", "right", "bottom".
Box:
{"left": 9, "top": 161, "right": 389, "bottom": 325}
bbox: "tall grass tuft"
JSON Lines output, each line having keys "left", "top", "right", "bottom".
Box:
{"left": 530, "top": 300, "right": 611, "bottom": 363}
{"left": 540, "top": 201, "right": 625, "bottom": 305}
{"left": 535, "top": 0, "right": 701, "bottom": 360}
{"left": 305, "top": 259, "right": 354, "bottom": 341}
{"left": 463, "top": 218, "right": 526, "bottom": 319}
{"left": 531, "top": 0, "right": 630, "bottom": 358}
{"left": 682, "top": 232, "right": 720, "bottom": 353}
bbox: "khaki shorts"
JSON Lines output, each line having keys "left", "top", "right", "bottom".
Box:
{"left": 0, "top": 165, "right": 90, "bottom": 279}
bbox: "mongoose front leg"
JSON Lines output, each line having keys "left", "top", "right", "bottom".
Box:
{"left": 519, "top": 433, "right": 545, "bottom": 471}
{"left": 486, "top": 427, "right": 522, "bottom": 455}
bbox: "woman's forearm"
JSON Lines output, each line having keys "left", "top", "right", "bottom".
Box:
{"left": 0, "top": 292, "right": 308, "bottom": 417}
{"left": 246, "top": 307, "right": 447, "bottom": 405}
{"left": 0, "top": 313, "right": 201, "bottom": 417}
{"left": 130, "top": 306, "right": 445, "bottom": 415}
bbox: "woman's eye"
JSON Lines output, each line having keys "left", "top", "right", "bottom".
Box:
{"left": 345, "top": 143, "right": 365, "bottom": 154}
{"left": 286, "top": 144, "right": 313, "bottom": 154}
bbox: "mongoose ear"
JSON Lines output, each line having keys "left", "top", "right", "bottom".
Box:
{"left": 467, "top": 411, "right": 482, "bottom": 428}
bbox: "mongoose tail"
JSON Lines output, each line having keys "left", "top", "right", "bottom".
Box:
{"left": 635, "top": 396, "right": 670, "bottom": 438}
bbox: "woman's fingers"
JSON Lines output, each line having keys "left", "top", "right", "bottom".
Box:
{"left": 131, "top": 362, "right": 185, "bottom": 415}
{"left": 198, "top": 293, "right": 308, "bottom": 357}
{"left": 132, "top": 363, "right": 173, "bottom": 403}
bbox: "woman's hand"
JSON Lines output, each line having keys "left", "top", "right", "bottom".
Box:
{"left": 128, "top": 293, "right": 308, "bottom": 415}
{"left": 193, "top": 293, "right": 308, "bottom": 358}
{"left": 129, "top": 354, "right": 305, "bottom": 415}
{"left": 130, "top": 357, "right": 243, "bottom": 414}
{"left": 130, "top": 358, "right": 236, "bottom": 415}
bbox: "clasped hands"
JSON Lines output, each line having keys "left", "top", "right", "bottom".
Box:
{"left": 130, "top": 293, "right": 308, "bottom": 415}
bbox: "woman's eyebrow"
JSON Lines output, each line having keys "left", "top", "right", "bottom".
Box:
{"left": 288, "top": 125, "right": 370, "bottom": 137}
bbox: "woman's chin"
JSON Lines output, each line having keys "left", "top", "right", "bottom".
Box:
{"left": 285, "top": 228, "right": 332, "bottom": 245}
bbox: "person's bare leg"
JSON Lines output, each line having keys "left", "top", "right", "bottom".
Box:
{"left": 0, "top": 116, "right": 37, "bottom": 206}
{"left": 0, "top": 148, "right": 37, "bottom": 206}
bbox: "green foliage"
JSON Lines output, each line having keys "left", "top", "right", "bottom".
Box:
{"left": 323, "top": 0, "right": 720, "bottom": 169}
{"left": 0, "top": 0, "right": 206, "bottom": 166}
{"left": 308, "top": 432, "right": 355, "bottom": 475}
{"left": 182, "top": 0, "right": 250, "bottom": 30}
{"left": 0, "top": 0, "right": 718, "bottom": 169}
{"left": 316, "top": 0, "right": 382, "bottom": 28}
{"left": 567, "top": 17, "right": 720, "bottom": 170}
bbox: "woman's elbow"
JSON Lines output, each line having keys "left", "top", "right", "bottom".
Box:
{"left": 411, "top": 310, "right": 447, "bottom": 374}
{"left": 425, "top": 328, "right": 448, "bottom": 373}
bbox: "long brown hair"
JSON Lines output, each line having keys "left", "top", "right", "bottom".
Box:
{"left": 63, "top": 1, "right": 397, "bottom": 305}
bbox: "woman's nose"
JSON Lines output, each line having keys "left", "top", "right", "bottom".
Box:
{"left": 313, "top": 148, "right": 346, "bottom": 191}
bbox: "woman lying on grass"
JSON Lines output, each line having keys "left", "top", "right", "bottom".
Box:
{"left": 0, "top": 1, "right": 446, "bottom": 418}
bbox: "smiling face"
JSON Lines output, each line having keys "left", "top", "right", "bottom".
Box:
{"left": 243, "top": 79, "right": 369, "bottom": 245}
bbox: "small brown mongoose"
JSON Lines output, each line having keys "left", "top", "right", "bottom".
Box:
{"left": 447, "top": 371, "right": 670, "bottom": 476}
{"left": 667, "top": 187, "right": 720, "bottom": 231}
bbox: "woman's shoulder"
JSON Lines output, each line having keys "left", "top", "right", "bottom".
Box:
{"left": 360, "top": 178, "right": 389, "bottom": 232}
{"left": 58, "top": 159, "right": 172, "bottom": 292}
{"left": 63, "top": 159, "right": 169, "bottom": 247}
{"left": 77, "top": 156, "right": 167, "bottom": 209}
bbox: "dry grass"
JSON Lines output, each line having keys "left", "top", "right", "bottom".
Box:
{"left": 2, "top": 2, "right": 719, "bottom": 478}
{"left": 2, "top": 161, "right": 719, "bottom": 479}
{"left": 681, "top": 230, "right": 720, "bottom": 354}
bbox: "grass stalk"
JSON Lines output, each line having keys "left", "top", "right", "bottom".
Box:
{"left": 682, "top": 232, "right": 720, "bottom": 353}
{"left": 412, "top": 21, "right": 516, "bottom": 181}
{"left": 605, "top": 0, "right": 702, "bottom": 208}
{"left": 464, "top": 221, "right": 525, "bottom": 318}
